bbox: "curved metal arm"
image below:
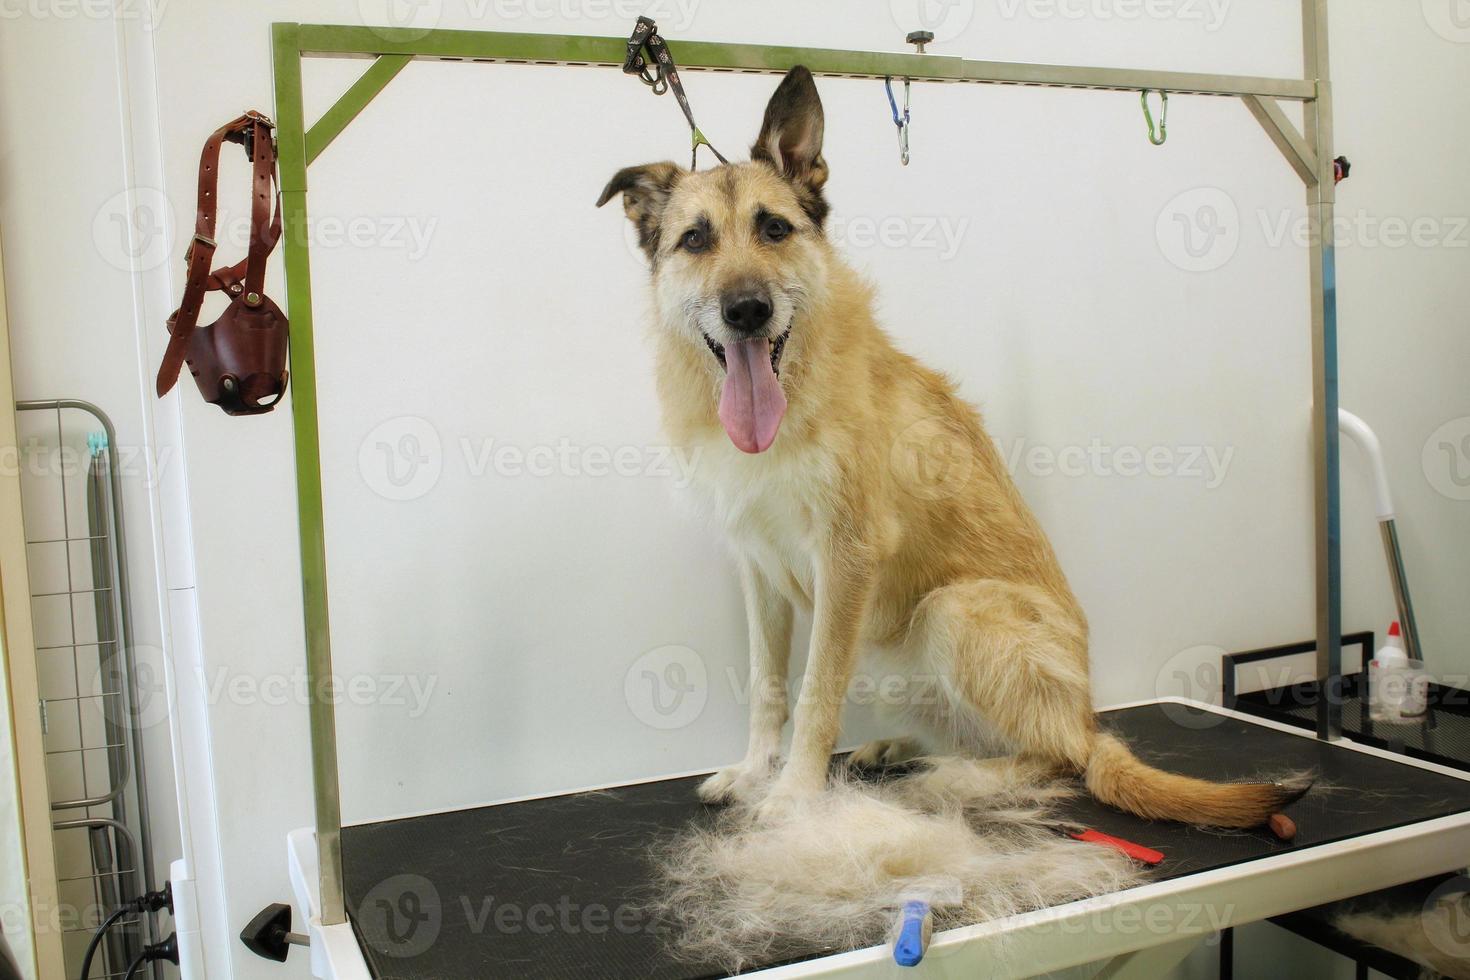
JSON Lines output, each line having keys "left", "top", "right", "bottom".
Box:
{"left": 1338, "top": 409, "right": 1393, "bottom": 520}
{"left": 1339, "top": 408, "right": 1424, "bottom": 664}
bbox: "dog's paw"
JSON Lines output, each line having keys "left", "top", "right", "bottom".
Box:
{"left": 696, "top": 761, "right": 773, "bottom": 805}
{"left": 847, "top": 737, "right": 922, "bottom": 771}
{"left": 751, "top": 783, "right": 816, "bottom": 825}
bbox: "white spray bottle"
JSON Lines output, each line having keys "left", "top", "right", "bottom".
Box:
{"left": 1369, "top": 621, "right": 1427, "bottom": 723}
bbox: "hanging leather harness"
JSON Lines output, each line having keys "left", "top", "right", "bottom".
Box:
{"left": 156, "top": 110, "right": 289, "bottom": 416}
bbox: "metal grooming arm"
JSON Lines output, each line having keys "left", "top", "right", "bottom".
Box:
{"left": 1340, "top": 409, "right": 1424, "bottom": 663}
{"left": 272, "top": 3, "right": 1345, "bottom": 926}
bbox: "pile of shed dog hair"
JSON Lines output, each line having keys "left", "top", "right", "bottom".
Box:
{"left": 651, "top": 755, "right": 1145, "bottom": 972}
{"left": 1334, "top": 885, "right": 1470, "bottom": 980}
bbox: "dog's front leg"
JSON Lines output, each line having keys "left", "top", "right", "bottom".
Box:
{"left": 758, "top": 541, "right": 875, "bottom": 820}
{"left": 697, "top": 558, "right": 794, "bottom": 805}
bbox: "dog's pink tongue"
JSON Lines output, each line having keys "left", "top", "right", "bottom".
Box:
{"left": 718, "top": 338, "right": 787, "bottom": 453}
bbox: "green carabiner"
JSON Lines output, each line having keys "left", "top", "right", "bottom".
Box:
{"left": 1141, "top": 89, "right": 1168, "bottom": 146}
{"left": 689, "top": 127, "right": 727, "bottom": 170}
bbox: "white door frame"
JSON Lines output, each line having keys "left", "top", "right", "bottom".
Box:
{"left": 0, "top": 228, "right": 65, "bottom": 979}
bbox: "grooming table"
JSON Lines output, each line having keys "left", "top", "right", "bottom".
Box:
{"left": 286, "top": 699, "right": 1470, "bottom": 979}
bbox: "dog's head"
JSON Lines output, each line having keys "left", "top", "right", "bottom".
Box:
{"left": 597, "top": 67, "right": 832, "bottom": 454}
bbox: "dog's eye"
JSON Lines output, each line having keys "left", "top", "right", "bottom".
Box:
{"left": 761, "top": 216, "right": 792, "bottom": 242}
{"left": 679, "top": 228, "right": 708, "bottom": 252}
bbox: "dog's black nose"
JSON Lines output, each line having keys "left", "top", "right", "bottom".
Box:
{"left": 721, "top": 292, "right": 774, "bottom": 334}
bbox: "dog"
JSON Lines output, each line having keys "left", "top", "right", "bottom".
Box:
{"left": 598, "top": 66, "right": 1302, "bottom": 828}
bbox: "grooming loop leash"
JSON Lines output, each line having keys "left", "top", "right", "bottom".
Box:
{"left": 622, "top": 16, "right": 728, "bottom": 170}
{"left": 1141, "top": 89, "right": 1168, "bottom": 145}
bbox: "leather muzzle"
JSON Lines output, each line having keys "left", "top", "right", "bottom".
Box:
{"left": 157, "top": 110, "right": 289, "bottom": 416}
{"left": 171, "top": 293, "right": 289, "bottom": 416}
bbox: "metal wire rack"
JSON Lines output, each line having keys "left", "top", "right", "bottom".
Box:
{"left": 15, "top": 400, "right": 158, "bottom": 980}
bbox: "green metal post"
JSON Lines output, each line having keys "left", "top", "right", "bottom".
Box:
{"left": 271, "top": 21, "right": 347, "bottom": 926}
{"left": 306, "top": 54, "right": 413, "bottom": 165}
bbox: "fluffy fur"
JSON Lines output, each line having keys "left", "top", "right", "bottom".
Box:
{"left": 651, "top": 757, "right": 1142, "bottom": 971}
{"left": 1335, "top": 891, "right": 1470, "bottom": 980}
{"left": 600, "top": 68, "right": 1306, "bottom": 832}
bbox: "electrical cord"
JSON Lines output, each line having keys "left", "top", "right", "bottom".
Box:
{"left": 122, "top": 951, "right": 149, "bottom": 980}
{"left": 78, "top": 884, "right": 173, "bottom": 980}
{"left": 76, "top": 906, "right": 129, "bottom": 980}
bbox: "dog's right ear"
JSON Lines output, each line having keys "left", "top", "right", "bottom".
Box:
{"left": 596, "top": 162, "right": 683, "bottom": 259}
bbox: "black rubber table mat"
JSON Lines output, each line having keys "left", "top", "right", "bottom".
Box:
{"left": 339, "top": 703, "right": 1470, "bottom": 979}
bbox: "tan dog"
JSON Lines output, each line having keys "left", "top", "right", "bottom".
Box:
{"left": 599, "top": 67, "right": 1301, "bottom": 828}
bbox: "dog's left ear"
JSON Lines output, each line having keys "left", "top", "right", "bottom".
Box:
{"left": 752, "top": 66, "right": 828, "bottom": 199}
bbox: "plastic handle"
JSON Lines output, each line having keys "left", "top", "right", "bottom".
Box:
{"left": 1071, "top": 828, "right": 1165, "bottom": 866}
{"left": 893, "top": 900, "right": 931, "bottom": 967}
{"left": 1339, "top": 408, "right": 1395, "bottom": 521}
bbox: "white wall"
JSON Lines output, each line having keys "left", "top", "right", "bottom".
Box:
{"left": 1, "top": 2, "right": 1466, "bottom": 978}
{"left": 1331, "top": 0, "right": 1470, "bottom": 673}
{"left": 0, "top": 6, "right": 187, "bottom": 976}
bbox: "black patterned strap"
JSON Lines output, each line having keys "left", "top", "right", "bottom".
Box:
{"left": 622, "top": 16, "right": 728, "bottom": 170}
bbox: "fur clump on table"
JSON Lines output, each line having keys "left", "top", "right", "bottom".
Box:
{"left": 1335, "top": 891, "right": 1470, "bottom": 980}
{"left": 650, "top": 757, "right": 1145, "bottom": 972}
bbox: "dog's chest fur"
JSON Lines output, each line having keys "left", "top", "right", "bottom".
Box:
{"left": 682, "top": 433, "right": 835, "bottom": 607}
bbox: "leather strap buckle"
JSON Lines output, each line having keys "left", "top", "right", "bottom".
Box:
{"left": 237, "top": 112, "right": 274, "bottom": 159}
{"left": 185, "top": 233, "right": 217, "bottom": 263}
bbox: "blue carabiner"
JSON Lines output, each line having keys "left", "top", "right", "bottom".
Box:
{"left": 884, "top": 76, "right": 911, "bottom": 165}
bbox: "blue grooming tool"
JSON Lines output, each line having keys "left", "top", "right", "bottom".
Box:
{"left": 87, "top": 431, "right": 109, "bottom": 457}
{"left": 892, "top": 900, "right": 931, "bottom": 967}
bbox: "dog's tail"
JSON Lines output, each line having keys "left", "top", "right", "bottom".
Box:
{"left": 1084, "top": 732, "right": 1309, "bottom": 829}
